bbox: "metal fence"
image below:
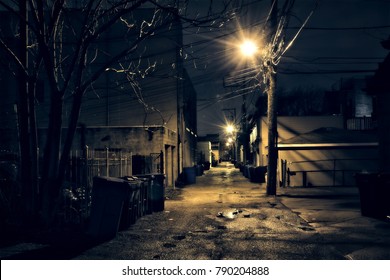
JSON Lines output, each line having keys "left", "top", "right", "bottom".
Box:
{"left": 0, "top": 147, "right": 163, "bottom": 227}
{"left": 61, "top": 148, "right": 163, "bottom": 226}
{"left": 280, "top": 157, "right": 378, "bottom": 187}
{"left": 61, "top": 148, "right": 134, "bottom": 225}
{"left": 346, "top": 117, "right": 376, "bottom": 130}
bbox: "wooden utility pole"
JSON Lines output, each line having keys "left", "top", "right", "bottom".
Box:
{"left": 266, "top": 0, "right": 278, "bottom": 195}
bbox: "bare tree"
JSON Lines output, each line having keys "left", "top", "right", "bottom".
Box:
{"left": 0, "top": 0, "right": 235, "bottom": 226}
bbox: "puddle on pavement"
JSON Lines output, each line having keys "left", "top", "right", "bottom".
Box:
{"left": 163, "top": 243, "right": 176, "bottom": 248}
{"left": 298, "top": 225, "right": 316, "bottom": 231}
{"left": 268, "top": 201, "right": 278, "bottom": 208}
{"left": 172, "top": 235, "right": 186, "bottom": 241}
{"left": 216, "top": 209, "right": 242, "bottom": 219}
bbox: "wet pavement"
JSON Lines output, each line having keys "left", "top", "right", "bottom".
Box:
{"left": 72, "top": 162, "right": 389, "bottom": 260}
{"left": 2, "top": 162, "right": 389, "bottom": 260}
{"left": 279, "top": 186, "right": 390, "bottom": 259}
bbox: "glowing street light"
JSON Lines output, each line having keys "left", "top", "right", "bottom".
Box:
{"left": 240, "top": 40, "right": 258, "bottom": 57}
{"left": 226, "top": 124, "right": 235, "bottom": 134}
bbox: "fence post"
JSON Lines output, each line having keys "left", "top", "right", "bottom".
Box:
{"left": 302, "top": 171, "right": 307, "bottom": 187}
{"left": 84, "top": 145, "right": 90, "bottom": 216}
{"left": 130, "top": 152, "right": 133, "bottom": 175}
{"left": 120, "top": 150, "right": 123, "bottom": 177}
{"left": 281, "top": 159, "right": 287, "bottom": 187}
{"left": 106, "top": 146, "right": 109, "bottom": 176}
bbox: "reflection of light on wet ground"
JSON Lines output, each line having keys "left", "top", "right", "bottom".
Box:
{"left": 220, "top": 166, "right": 239, "bottom": 179}
{"left": 217, "top": 209, "right": 241, "bottom": 219}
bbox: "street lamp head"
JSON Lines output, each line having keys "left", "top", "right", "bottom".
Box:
{"left": 226, "top": 124, "right": 235, "bottom": 134}
{"left": 240, "top": 39, "right": 258, "bottom": 57}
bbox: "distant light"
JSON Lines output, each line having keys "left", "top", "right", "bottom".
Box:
{"left": 226, "top": 124, "right": 235, "bottom": 134}
{"left": 240, "top": 40, "right": 258, "bottom": 57}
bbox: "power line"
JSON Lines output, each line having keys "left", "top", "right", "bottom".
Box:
{"left": 277, "top": 69, "right": 376, "bottom": 75}
{"left": 287, "top": 25, "right": 390, "bottom": 31}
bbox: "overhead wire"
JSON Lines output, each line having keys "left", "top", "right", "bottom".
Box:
{"left": 76, "top": 0, "right": 389, "bottom": 127}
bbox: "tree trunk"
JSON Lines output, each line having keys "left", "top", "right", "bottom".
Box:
{"left": 40, "top": 91, "right": 63, "bottom": 226}
{"left": 56, "top": 91, "right": 84, "bottom": 212}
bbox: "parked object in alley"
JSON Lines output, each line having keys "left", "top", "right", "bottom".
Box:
{"left": 195, "top": 164, "right": 204, "bottom": 176}
{"left": 87, "top": 177, "right": 132, "bottom": 241}
{"left": 249, "top": 166, "right": 267, "bottom": 183}
{"left": 87, "top": 176, "right": 152, "bottom": 241}
{"left": 183, "top": 167, "right": 196, "bottom": 184}
{"left": 132, "top": 174, "right": 165, "bottom": 212}
{"left": 355, "top": 172, "right": 390, "bottom": 219}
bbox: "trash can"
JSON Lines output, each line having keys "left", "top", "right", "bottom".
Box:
{"left": 355, "top": 172, "right": 390, "bottom": 219}
{"left": 239, "top": 163, "right": 244, "bottom": 173}
{"left": 250, "top": 166, "right": 267, "bottom": 183}
{"left": 87, "top": 176, "right": 132, "bottom": 241}
{"left": 183, "top": 167, "right": 196, "bottom": 184}
{"left": 243, "top": 165, "right": 252, "bottom": 179}
{"left": 134, "top": 173, "right": 165, "bottom": 212}
{"left": 249, "top": 166, "right": 255, "bottom": 181}
{"left": 195, "top": 164, "right": 204, "bottom": 176}
{"left": 378, "top": 172, "right": 390, "bottom": 217}
{"left": 119, "top": 177, "right": 143, "bottom": 229}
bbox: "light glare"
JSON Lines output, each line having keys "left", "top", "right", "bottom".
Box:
{"left": 240, "top": 40, "right": 257, "bottom": 57}
{"left": 226, "top": 124, "right": 235, "bottom": 134}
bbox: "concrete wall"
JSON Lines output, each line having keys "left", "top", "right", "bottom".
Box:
{"left": 259, "top": 116, "right": 344, "bottom": 165}
{"left": 255, "top": 115, "right": 378, "bottom": 186}
{"left": 38, "top": 126, "right": 177, "bottom": 186}
{"left": 197, "top": 141, "right": 212, "bottom": 163}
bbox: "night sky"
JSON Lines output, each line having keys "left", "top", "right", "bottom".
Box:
{"left": 182, "top": 0, "right": 390, "bottom": 135}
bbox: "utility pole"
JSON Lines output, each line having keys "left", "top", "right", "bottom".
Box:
{"left": 266, "top": 0, "right": 278, "bottom": 196}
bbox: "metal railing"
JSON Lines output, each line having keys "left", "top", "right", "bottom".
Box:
{"left": 346, "top": 117, "right": 376, "bottom": 130}
{"left": 280, "top": 157, "right": 378, "bottom": 187}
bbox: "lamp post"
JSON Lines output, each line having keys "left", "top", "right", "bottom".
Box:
{"left": 266, "top": 0, "right": 278, "bottom": 196}
{"left": 237, "top": 1, "right": 278, "bottom": 196}
{"left": 266, "top": 64, "right": 277, "bottom": 195}
{"left": 233, "top": 0, "right": 313, "bottom": 195}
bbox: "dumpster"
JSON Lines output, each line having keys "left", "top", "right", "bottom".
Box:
{"left": 87, "top": 176, "right": 132, "bottom": 241}
{"left": 355, "top": 172, "right": 390, "bottom": 219}
{"left": 133, "top": 173, "right": 165, "bottom": 212}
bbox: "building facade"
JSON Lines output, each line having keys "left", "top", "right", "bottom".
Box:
{"left": 0, "top": 7, "right": 197, "bottom": 189}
